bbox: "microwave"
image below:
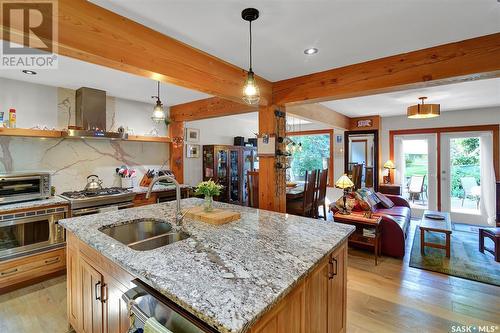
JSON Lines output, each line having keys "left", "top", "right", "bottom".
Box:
{"left": 0, "top": 172, "right": 51, "bottom": 204}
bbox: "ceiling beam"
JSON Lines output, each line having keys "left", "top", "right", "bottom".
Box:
{"left": 273, "top": 33, "right": 500, "bottom": 105}
{"left": 170, "top": 97, "right": 257, "bottom": 122}
{"left": 286, "top": 104, "right": 350, "bottom": 130}
{"left": 0, "top": 0, "right": 272, "bottom": 105}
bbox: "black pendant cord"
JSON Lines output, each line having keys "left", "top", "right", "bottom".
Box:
{"left": 249, "top": 20, "right": 253, "bottom": 72}
{"left": 157, "top": 81, "right": 160, "bottom": 102}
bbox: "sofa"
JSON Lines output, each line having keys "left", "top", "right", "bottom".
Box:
{"left": 330, "top": 194, "right": 411, "bottom": 258}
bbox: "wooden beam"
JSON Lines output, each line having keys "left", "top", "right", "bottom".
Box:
{"left": 0, "top": 0, "right": 272, "bottom": 105}
{"left": 273, "top": 33, "right": 500, "bottom": 105}
{"left": 286, "top": 104, "right": 350, "bottom": 129}
{"left": 169, "top": 121, "right": 184, "bottom": 183}
{"left": 170, "top": 97, "right": 257, "bottom": 122}
{"left": 258, "top": 105, "right": 286, "bottom": 213}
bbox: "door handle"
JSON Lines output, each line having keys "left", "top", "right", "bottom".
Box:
{"left": 328, "top": 257, "right": 338, "bottom": 280}
{"left": 95, "top": 281, "right": 101, "bottom": 301}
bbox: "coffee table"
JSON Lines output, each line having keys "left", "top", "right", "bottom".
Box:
{"left": 419, "top": 210, "right": 452, "bottom": 258}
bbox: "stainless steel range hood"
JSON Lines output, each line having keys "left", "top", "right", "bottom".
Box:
{"left": 62, "top": 87, "right": 128, "bottom": 140}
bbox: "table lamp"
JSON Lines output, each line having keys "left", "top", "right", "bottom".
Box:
{"left": 335, "top": 174, "right": 354, "bottom": 215}
{"left": 383, "top": 160, "right": 395, "bottom": 184}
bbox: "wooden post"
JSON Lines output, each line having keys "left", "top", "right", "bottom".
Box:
{"left": 258, "top": 105, "right": 286, "bottom": 213}
{"left": 169, "top": 121, "right": 184, "bottom": 184}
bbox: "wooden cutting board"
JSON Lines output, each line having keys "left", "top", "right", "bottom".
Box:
{"left": 184, "top": 206, "right": 241, "bottom": 225}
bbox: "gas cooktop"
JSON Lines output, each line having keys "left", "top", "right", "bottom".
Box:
{"left": 60, "top": 187, "right": 130, "bottom": 199}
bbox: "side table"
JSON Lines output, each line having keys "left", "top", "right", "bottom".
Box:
{"left": 334, "top": 212, "right": 383, "bottom": 265}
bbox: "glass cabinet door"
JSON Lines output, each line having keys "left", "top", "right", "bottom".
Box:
{"left": 203, "top": 147, "right": 214, "bottom": 179}
{"left": 242, "top": 149, "right": 253, "bottom": 204}
{"left": 229, "top": 150, "right": 240, "bottom": 203}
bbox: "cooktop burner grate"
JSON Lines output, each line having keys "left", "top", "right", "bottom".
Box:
{"left": 60, "top": 187, "right": 130, "bottom": 199}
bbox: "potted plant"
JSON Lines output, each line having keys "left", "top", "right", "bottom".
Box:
{"left": 194, "top": 180, "right": 223, "bottom": 212}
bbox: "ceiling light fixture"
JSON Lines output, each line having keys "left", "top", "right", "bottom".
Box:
{"left": 407, "top": 96, "right": 440, "bottom": 119}
{"left": 22, "top": 69, "right": 37, "bottom": 75}
{"left": 151, "top": 81, "right": 166, "bottom": 123}
{"left": 304, "top": 48, "right": 318, "bottom": 55}
{"left": 241, "top": 8, "right": 260, "bottom": 105}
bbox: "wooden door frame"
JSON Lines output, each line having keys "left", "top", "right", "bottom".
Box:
{"left": 344, "top": 130, "right": 379, "bottom": 192}
{"left": 389, "top": 124, "right": 500, "bottom": 211}
{"left": 286, "top": 129, "right": 335, "bottom": 186}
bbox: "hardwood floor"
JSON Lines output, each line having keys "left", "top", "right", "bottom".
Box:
{"left": 0, "top": 220, "right": 498, "bottom": 333}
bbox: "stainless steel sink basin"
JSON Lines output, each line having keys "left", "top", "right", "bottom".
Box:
{"left": 100, "top": 219, "right": 189, "bottom": 251}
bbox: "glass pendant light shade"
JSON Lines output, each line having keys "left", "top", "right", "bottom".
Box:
{"left": 151, "top": 81, "right": 167, "bottom": 123}
{"left": 242, "top": 70, "right": 260, "bottom": 105}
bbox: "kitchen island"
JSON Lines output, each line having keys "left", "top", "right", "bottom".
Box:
{"left": 60, "top": 198, "right": 355, "bottom": 333}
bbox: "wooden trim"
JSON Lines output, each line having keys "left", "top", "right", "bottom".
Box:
{"left": 169, "top": 121, "right": 184, "bottom": 183}
{"left": 170, "top": 97, "right": 257, "bottom": 122}
{"left": 1, "top": 0, "right": 272, "bottom": 105}
{"left": 389, "top": 124, "right": 500, "bottom": 211}
{"left": 286, "top": 129, "right": 335, "bottom": 186}
{"left": 273, "top": 33, "right": 500, "bottom": 105}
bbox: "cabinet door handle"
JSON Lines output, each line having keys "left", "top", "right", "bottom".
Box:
{"left": 101, "top": 283, "right": 107, "bottom": 304}
{"left": 1, "top": 268, "right": 18, "bottom": 276}
{"left": 95, "top": 281, "right": 101, "bottom": 301}
{"left": 44, "top": 257, "right": 60, "bottom": 265}
{"left": 328, "top": 257, "right": 338, "bottom": 280}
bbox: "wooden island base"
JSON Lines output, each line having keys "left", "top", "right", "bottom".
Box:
{"left": 66, "top": 231, "right": 347, "bottom": 333}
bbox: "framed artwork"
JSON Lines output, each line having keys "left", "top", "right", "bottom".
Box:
{"left": 185, "top": 128, "right": 200, "bottom": 142}
{"left": 186, "top": 144, "right": 200, "bottom": 158}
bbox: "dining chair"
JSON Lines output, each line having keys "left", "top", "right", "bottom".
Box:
{"left": 247, "top": 171, "right": 259, "bottom": 208}
{"left": 314, "top": 169, "right": 329, "bottom": 220}
{"left": 287, "top": 170, "right": 317, "bottom": 217}
{"left": 351, "top": 164, "right": 363, "bottom": 190}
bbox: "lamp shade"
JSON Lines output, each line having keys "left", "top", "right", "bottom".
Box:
{"left": 383, "top": 160, "right": 395, "bottom": 169}
{"left": 335, "top": 174, "right": 354, "bottom": 189}
{"left": 407, "top": 97, "right": 440, "bottom": 119}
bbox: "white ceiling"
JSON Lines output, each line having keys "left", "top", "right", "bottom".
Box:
{"left": 0, "top": 52, "right": 210, "bottom": 106}
{"left": 91, "top": 0, "right": 500, "bottom": 81}
{"left": 321, "top": 78, "right": 500, "bottom": 117}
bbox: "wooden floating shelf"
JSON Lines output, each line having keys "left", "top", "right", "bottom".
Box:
{"left": 0, "top": 127, "right": 62, "bottom": 138}
{"left": 127, "top": 135, "right": 172, "bottom": 143}
{"left": 0, "top": 128, "right": 171, "bottom": 143}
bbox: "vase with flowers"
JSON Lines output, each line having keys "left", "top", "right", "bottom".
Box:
{"left": 194, "top": 180, "right": 223, "bottom": 212}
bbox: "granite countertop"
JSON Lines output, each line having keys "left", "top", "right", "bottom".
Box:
{"left": 59, "top": 198, "right": 354, "bottom": 333}
{"left": 0, "top": 196, "right": 69, "bottom": 214}
{"left": 132, "top": 183, "right": 191, "bottom": 194}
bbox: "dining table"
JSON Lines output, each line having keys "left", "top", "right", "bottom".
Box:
{"left": 286, "top": 184, "right": 304, "bottom": 200}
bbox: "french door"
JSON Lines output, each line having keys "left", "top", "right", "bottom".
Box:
{"left": 393, "top": 134, "right": 438, "bottom": 217}
{"left": 440, "top": 132, "right": 495, "bottom": 225}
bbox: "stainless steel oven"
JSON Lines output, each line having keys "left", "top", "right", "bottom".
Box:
{"left": 0, "top": 172, "right": 51, "bottom": 205}
{"left": 0, "top": 206, "right": 67, "bottom": 261}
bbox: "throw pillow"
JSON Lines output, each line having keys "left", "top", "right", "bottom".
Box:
{"left": 376, "top": 192, "right": 395, "bottom": 208}
{"left": 356, "top": 189, "right": 381, "bottom": 212}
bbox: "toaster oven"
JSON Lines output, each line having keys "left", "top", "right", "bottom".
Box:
{"left": 0, "top": 172, "right": 51, "bottom": 205}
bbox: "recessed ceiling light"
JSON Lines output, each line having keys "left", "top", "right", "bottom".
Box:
{"left": 22, "top": 70, "right": 37, "bottom": 75}
{"left": 304, "top": 48, "right": 318, "bottom": 55}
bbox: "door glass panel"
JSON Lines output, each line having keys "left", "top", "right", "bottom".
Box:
{"left": 0, "top": 179, "right": 40, "bottom": 197}
{"left": 0, "top": 219, "right": 50, "bottom": 252}
{"left": 229, "top": 150, "right": 239, "bottom": 202}
{"left": 402, "top": 139, "right": 429, "bottom": 209}
{"left": 449, "top": 137, "right": 481, "bottom": 214}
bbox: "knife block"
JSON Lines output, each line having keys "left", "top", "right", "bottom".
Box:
{"left": 139, "top": 174, "right": 153, "bottom": 187}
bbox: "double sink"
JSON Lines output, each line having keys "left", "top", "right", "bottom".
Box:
{"left": 100, "top": 219, "right": 189, "bottom": 251}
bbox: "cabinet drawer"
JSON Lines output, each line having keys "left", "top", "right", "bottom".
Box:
{"left": 0, "top": 248, "right": 65, "bottom": 290}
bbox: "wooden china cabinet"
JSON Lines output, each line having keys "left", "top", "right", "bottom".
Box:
{"left": 202, "top": 145, "right": 258, "bottom": 205}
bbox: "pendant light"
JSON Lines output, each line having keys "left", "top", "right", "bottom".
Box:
{"left": 241, "top": 8, "right": 260, "bottom": 105}
{"left": 407, "top": 96, "right": 440, "bottom": 119}
{"left": 151, "top": 81, "right": 166, "bottom": 123}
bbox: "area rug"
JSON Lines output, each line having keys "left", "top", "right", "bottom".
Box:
{"left": 409, "top": 225, "right": 500, "bottom": 286}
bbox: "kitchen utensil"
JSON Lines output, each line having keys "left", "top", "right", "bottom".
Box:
{"left": 84, "top": 174, "right": 103, "bottom": 193}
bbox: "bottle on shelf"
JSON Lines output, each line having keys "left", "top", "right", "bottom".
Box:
{"left": 8, "top": 108, "right": 16, "bottom": 128}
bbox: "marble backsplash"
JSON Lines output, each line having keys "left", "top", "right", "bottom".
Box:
{"left": 0, "top": 136, "right": 168, "bottom": 193}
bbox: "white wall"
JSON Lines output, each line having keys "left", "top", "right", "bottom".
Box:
{"left": 183, "top": 113, "right": 258, "bottom": 186}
